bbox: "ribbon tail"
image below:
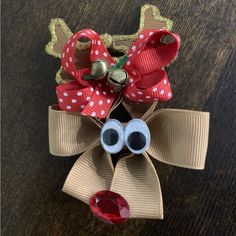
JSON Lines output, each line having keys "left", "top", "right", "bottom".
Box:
{"left": 141, "top": 101, "right": 158, "bottom": 120}
{"left": 110, "top": 152, "right": 163, "bottom": 219}
{"left": 106, "top": 92, "right": 123, "bottom": 119}
{"left": 122, "top": 98, "right": 158, "bottom": 119}
{"left": 48, "top": 105, "right": 100, "bottom": 156}
{"left": 81, "top": 86, "right": 116, "bottom": 119}
{"left": 146, "top": 109, "right": 210, "bottom": 169}
{"left": 62, "top": 145, "right": 114, "bottom": 204}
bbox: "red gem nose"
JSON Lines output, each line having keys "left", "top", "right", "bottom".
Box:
{"left": 89, "top": 190, "right": 130, "bottom": 224}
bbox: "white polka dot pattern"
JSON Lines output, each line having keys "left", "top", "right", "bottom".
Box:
{"left": 122, "top": 29, "right": 180, "bottom": 102}
{"left": 56, "top": 28, "right": 180, "bottom": 117}
{"left": 57, "top": 29, "right": 117, "bottom": 118}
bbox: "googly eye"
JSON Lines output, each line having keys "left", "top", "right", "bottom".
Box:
{"left": 124, "top": 119, "right": 150, "bottom": 154}
{"left": 101, "top": 119, "right": 124, "bottom": 154}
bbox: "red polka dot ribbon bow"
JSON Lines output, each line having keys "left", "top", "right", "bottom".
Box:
{"left": 56, "top": 29, "right": 180, "bottom": 118}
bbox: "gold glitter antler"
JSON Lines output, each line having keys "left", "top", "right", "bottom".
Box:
{"left": 111, "top": 4, "right": 173, "bottom": 53}
{"left": 45, "top": 18, "right": 113, "bottom": 58}
{"left": 45, "top": 4, "right": 173, "bottom": 59}
{"left": 45, "top": 19, "right": 73, "bottom": 58}
{"left": 140, "top": 4, "right": 172, "bottom": 30}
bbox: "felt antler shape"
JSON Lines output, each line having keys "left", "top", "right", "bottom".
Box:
{"left": 45, "top": 4, "right": 173, "bottom": 59}
{"left": 56, "top": 28, "right": 180, "bottom": 118}
{"left": 48, "top": 103, "right": 209, "bottom": 224}
{"left": 45, "top": 4, "right": 173, "bottom": 85}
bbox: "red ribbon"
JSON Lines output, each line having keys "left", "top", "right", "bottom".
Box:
{"left": 56, "top": 29, "right": 180, "bottom": 118}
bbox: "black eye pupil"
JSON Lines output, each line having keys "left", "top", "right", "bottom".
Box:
{"left": 103, "top": 129, "right": 119, "bottom": 146}
{"left": 127, "top": 132, "right": 146, "bottom": 150}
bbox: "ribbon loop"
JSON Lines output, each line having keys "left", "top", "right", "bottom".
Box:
{"left": 124, "top": 69, "right": 173, "bottom": 102}
{"left": 146, "top": 109, "right": 210, "bottom": 169}
{"left": 122, "top": 29, "right": 180, "bottom": 103}
{"left": 63, "top": 145, "right": 114, "bottom": 204}
{"left": 126, "top": 30, "right": 180, "bottom": 71}
{"left": 61, "top": 29, "right": 114, "bottom": 81}
{"left": 110, "top": 153, "right": 163, "bottom": 219}
{"left": 57, "top": 29, "right": 117, "bottom": 118}
{"left": 48, "top": 105, "right": 100, "bottom": 156}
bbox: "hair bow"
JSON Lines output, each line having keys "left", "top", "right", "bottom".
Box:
{"left": 56, "top": 29, "right": 180, "bottom": 118}
{"left": 47, "top": 4, "right": 210, "bottom": 225}
{"left": 49, "top": 103, "right": 209, "bottom": 224}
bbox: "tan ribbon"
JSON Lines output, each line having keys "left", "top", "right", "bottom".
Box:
{"left": 146, "top": 109, "right": 210, "bottom": 169}
{"left": 62, "top": 145, "right": 114, "bottom": 204}
{"left": 110, "top": 152, "right": 163, "bottom": 219}
{"left": 48, "top": 105, "right": 210, "bottom": 219}
{"left": 48, "top": 105, "right": 100, "bottom": 156}
{"left": 122, "top": 98, "right": 158, "bottom": 119}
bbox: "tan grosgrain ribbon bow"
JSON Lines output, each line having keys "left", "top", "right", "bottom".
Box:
{"left": 49, "top": 103, "right": 210, "bottom": 219}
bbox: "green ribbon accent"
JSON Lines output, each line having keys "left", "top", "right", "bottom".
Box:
{"left": 115, "top": 55, "right": 128, "bottom": 68}
{"left": 83, "top": 74, "right": 95, "bottom": 80}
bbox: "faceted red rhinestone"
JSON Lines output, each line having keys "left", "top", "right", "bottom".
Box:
{"left": 89, "top": 190, "right": 130, "bottom": 224}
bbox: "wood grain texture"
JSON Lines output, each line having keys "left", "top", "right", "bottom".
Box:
{"left": 1, "top": 0, "right": 236, "bottom": 235}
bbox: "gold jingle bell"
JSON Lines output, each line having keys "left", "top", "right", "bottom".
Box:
{"left": 107, "top": 68, "right": 128, "bottom": 92}
{"left": 91, "top": 59, "right": 110, "bottom": 79}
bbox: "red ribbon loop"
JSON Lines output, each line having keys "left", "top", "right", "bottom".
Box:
{"left": 56, "top": 29, "right": 116, "bottom": 118}
{"left": 123, "top": 29, "right": 180, "bottom": 102}
{"left": 56, "top": 29, "right": 180, "bottom": 118}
